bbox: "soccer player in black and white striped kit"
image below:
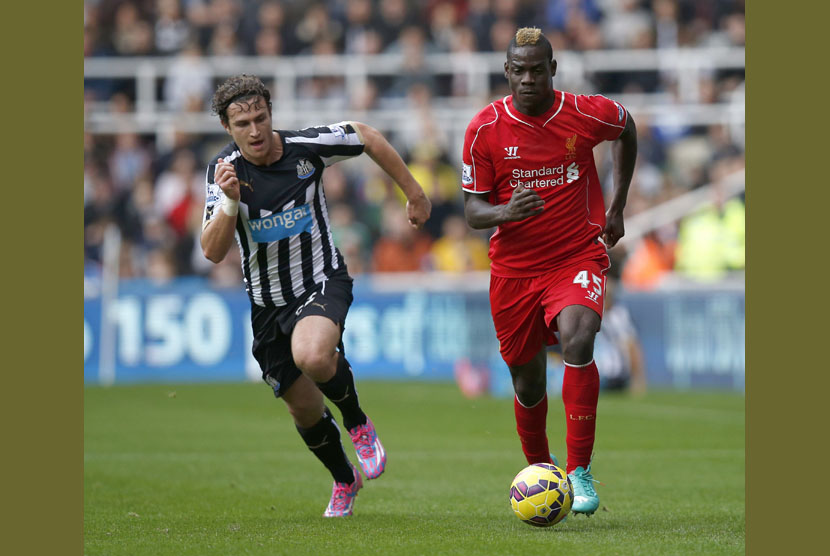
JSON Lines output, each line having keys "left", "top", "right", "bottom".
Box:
{"left": 201, "top": 75, "right": 431, "bottom": 517}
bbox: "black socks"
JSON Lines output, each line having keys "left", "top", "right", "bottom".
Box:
{"left": 295, "top": 407, "right": 354, "bottom": 484}
{"left": 315, "top": 352, "right": 367, "bottom": 431}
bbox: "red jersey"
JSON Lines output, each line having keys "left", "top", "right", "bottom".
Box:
{"left": 461, "top": 91, "right": 627, "bottom": 277}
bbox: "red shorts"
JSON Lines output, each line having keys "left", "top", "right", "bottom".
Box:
{"left": 489, "top": 258, "right": 607, "bottom": 367}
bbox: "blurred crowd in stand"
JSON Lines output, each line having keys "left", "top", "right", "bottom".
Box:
{"left": 84, "top": 0, "right": 745, "bottom": 291}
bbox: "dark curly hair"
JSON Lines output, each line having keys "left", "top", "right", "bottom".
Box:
{"left": 211, "top": 74, "right": 272, "bottom": 125}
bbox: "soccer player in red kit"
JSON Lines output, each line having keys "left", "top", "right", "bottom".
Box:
{"left": 461, "top": 28, "right": 638, "bottom": 516}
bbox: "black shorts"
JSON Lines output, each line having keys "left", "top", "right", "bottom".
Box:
{"left": 250, "top": 267, "right": 354, "bottom": 398}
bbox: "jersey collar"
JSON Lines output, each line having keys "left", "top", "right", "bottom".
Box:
{"left": 502, "top": 91, "right": 565, "bottom": 128}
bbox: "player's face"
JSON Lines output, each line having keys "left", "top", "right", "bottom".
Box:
{"left": 223, "top": 96, "right": 275, "bottom": 165}
{"left": 504, "top": 45, "right": 557, "bottom": 116}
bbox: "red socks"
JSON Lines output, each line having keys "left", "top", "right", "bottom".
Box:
{"left": 513, "top": 361, "right": 600, "bottom": 471}
{"left": 562, "top": 360, "right": 600, "bottom": 473}
{"left": 514, "top": 394, "right": 551, "bottom": 465}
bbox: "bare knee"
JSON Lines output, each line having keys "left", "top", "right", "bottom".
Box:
{"left": 513, "top": 374, "right": 546, "bottom": 405}
{"left": 292, "top": 343, "right": 336, "bottom": 378}
{"left": 291, "top": 316, "right": 340, "bottom": 381}
{"left": 558, "top": 307, "right": 600, "bottom": 365}
{"left": 510, "top": 349, "right": 547, "bottom": 405}
{"left": 561, "top": 327, "right": 596, "bottom": 365}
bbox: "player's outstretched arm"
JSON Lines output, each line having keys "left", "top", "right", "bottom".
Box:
{"left": 351, "top": 122, "right": 431, "bottom": 229}
{"left": 201, "top": 158, "right": 241, "bottom": 263}
{"left": 463, "top": 184, "right": 545, "bottom": 230}
{"left": 603, "top": 114, "right": 638, "bottom": 248}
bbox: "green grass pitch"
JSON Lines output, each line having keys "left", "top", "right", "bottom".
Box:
{"left": 84, "top": 381, "right": 744, "bottom": 555}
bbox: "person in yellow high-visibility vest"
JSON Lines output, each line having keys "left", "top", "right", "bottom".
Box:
{"left": 675, "top": 190, "right": 744, "bottom": 281}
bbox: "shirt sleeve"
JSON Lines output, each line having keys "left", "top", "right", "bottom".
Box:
{"left": 283, "top": 122, "right": 365, "bottom": 167}
{"left": 461, "top": 108, "right": 497, "bottom": 194}
{"left": 574, "top": 94, "right": 628, "bottom": 144}
{"left": 202, "top": 163, "right": 225, "bottom": 231}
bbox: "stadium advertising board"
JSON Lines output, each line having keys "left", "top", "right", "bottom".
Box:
{"left": 84, "top": 277, "right": 744, "bottom": 391}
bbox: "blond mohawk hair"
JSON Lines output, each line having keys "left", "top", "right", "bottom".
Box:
{"left": 515, "top": 27, "right": 543, "bottom": 47}
{"left": 506, "top": 26, "right": 553, "bottom": 61}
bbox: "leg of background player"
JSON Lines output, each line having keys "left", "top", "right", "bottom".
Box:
{"left": 509, "top": 347, "right": 553, "bottom": 465}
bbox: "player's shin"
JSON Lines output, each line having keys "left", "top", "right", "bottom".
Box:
{"left": 315, "top": 352, "right": 367, "bottom": 431}
{"left": 562, "top": 360, "right": 600, "bottom": 473}
{"left": 514, "top": 393, "right": 552, "bottom": 465}
{"left": 296, "top": 407, "right": 355, "bottom": 484}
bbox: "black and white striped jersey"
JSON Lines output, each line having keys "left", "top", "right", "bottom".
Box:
{"left": 594, "top": 304, "right": 639, "bottom": 381}
{"left": 203, "top": 122, "right": 364, "bottom": 307}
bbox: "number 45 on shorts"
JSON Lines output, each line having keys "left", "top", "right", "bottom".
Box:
{"left": 573, "top": 270, "right": 603, "bottom": 304}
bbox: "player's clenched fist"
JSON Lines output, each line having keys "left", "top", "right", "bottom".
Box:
{"left": 406, "top": 193, "right": 432, "bottom": 229}
{"left": 215, "top": 158, "right": 241, "bottom": 201}
{"left": 602, "top": 208, "right": 625, "bottom": 249}
{"left": 503, "top": 184, "right": 545, "bottom": 222}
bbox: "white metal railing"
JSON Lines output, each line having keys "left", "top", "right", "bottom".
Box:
{"left": 83, "top": 48, "right": 746, "bottom": 92}
{"left": 624, "top": 168, "right": 745, "bottom": 243}
{"left": 84, "top": 47, "right": 745, "bottom": 154}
